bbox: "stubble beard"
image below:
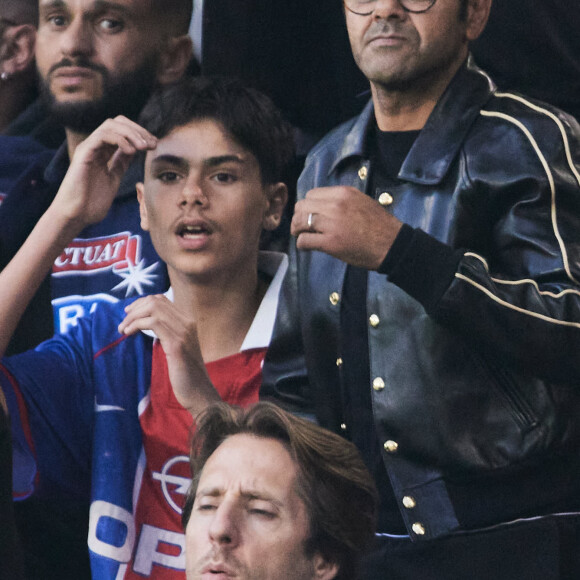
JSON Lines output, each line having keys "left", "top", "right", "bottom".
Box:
{"left": 40, "top": 54, "right": 160, "bottom": 134}
{"left": 355, "top": 15, "right": 467, "bottom": 94}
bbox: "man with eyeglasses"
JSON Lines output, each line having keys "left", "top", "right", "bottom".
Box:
{"left": 263, "top": 0, "right": 580, "bottom": 577}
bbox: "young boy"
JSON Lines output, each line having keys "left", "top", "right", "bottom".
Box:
{"left": 0, "top": 77, "right": 293, "bottom": 579}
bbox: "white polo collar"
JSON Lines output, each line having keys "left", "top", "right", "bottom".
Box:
{"left": 141, "top": 251, "right": 288, "bottom": 352}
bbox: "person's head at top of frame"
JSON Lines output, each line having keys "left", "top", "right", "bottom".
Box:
{"left": 134, "top": 76, "right": 293, "bottom": 289}
{"left": 35, "top": 0, "right": 193, "bottom": 136}
{"left": 0, "top": 0, "right": 38, "bottom": 130}
{"left": 342, "top": 0, "right": 492, "bottom": 127}
{"left": 181, "top": 402, "right": 378, "bottom": 580}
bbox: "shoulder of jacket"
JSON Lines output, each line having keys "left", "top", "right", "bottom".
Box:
{"left": 305, "top": 115, "right": 360, "bottom": 164}
{"left": 478, "top": 91, "right": 579, "bottom": 141}
{"left": 463, "top": 91, "right": 580, "bottom": 172}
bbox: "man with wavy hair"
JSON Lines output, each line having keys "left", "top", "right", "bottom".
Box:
{"left": 182, "top": 402, "right": 377, "bottom": 580}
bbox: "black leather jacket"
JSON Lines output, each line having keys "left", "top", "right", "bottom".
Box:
{"left": 262, "top": 58, "right": 580, "bottom": 539}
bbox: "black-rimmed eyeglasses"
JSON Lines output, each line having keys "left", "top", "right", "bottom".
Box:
{"left": 344, "top": 0, "right": 437, "bottom": 16}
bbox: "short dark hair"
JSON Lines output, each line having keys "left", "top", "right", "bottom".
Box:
{"left": 0, "top": 0, "right": 38, "bottom": 25}
{"left": 182, "top": 402, "right": 378, "bottom": 580}
{"left": 152, "top": 0, "right": 193, "bottom": 36}
{"left": 138, "top": 76, "right": 295, "bottom": 184}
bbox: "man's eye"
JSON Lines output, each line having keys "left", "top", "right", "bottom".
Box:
{"left": 249, "top": 508, "right": 276, "bottom": 519}
{"left": 47, "top": 15, "right": 67, "bottom": 27}
{"left": 197, "top": 503, "right": 217, "bottom": 512}
{"left": 98, "top": 18, "right": 124, "bottom": 32}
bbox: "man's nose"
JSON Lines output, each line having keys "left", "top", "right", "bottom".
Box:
{"left": 373, "top": 0, "right": 407, "bottom": 18}
{"left": 208, "top": 503, "right": 240, "bottom": 547}
{"left": 59, "top": 17, "right": 94, "bottom": 58}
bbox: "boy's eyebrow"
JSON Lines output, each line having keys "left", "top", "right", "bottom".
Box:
{"left": 204, "top": 155, "right": 246, "bottom": 168}
{"left": 150, "top": 154, "right": 189, "bottom": 172}
{"left": 150, "top": 154, "right": 246, "bottom": 171}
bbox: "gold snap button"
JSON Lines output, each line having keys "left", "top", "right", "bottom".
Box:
{"left": 384, "top": 440, "right": 398, "bottom": 453}
{"left": 378, "top": 192, "right": 394, "bottom": 206}
{"left": 358, "top": 166, "right": 368, "bottom": 180}
{"left": 329, "top": 292, "right": 340, "bottom": 306}
{"left": 369, "top": 314, "right": 380, "bottom": 328}
{"left": 402, "top": 496, "right": 417, "bottom": 509}
{"left": 373, "top": 377, "right": 385, "bottom": 391}
{"left": 412, "top": 522, "right": 426, "bottom": 536}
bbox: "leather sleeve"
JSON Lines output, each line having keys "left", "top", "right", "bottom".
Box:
{"left": 388, "top": 105, "right": 580, "bottom": 384}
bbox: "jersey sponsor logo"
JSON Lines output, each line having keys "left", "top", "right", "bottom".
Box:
{"left": 53, "top": 232, "right": 141, "bottom": 275}
{"left": 88, "top": 500, "right": 186, "bottom": 576}
{"left": 153, "top": 455, "right": 191, "bottom": 515}
{"left": 89, "top": 500, "right": 136, "bottom": 564}
{"left": 52, "top": 232, "right": 160, "bottom": 299}
{"left": 53, "top": 293, "right": 118, "bottom": 334}
{"left": 133, "top": 525, "right": 185, "bottom": 576}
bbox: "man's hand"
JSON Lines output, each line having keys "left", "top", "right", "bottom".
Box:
{"left": 118, "top": 295, "right": 220, "bottom": 417}
{"left": 52, "top": 116, "right": 157, "bottom": 229}
{"left": 291, "top": 186, "right": 403, "bottom": 270}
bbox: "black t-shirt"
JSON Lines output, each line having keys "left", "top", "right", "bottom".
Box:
{"left": 340, "top": 126, "right": 418, "bottom": 533}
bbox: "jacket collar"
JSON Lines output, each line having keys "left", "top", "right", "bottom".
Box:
{"left": 329, "top": 56, "right": 496, "bottom": 185}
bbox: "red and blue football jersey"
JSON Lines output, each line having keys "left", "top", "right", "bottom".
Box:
{"left": 1, "top": 253, "right": 287, "bottom": 579}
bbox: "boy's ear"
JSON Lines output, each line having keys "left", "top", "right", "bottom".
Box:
{"left": 136, "top": 182, "right": 150, "bottom": 232}
{"left": 312, "top": 553, "right": 340, "bottom": 580}
{"left": 0, "top": 24, "right": 36, "bottom": 76}
{"left": 156, "top": 34, "right": 193, "bottom": 85}
{"left": 262, "top": 182, "right": 288, "bottom": 231}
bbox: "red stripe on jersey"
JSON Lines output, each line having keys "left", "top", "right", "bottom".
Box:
{"left": 123, "top": 341, "right": 265, "bottom": 579}
{"left": 93, "top": 334, "right": 129, "bottom": 360}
